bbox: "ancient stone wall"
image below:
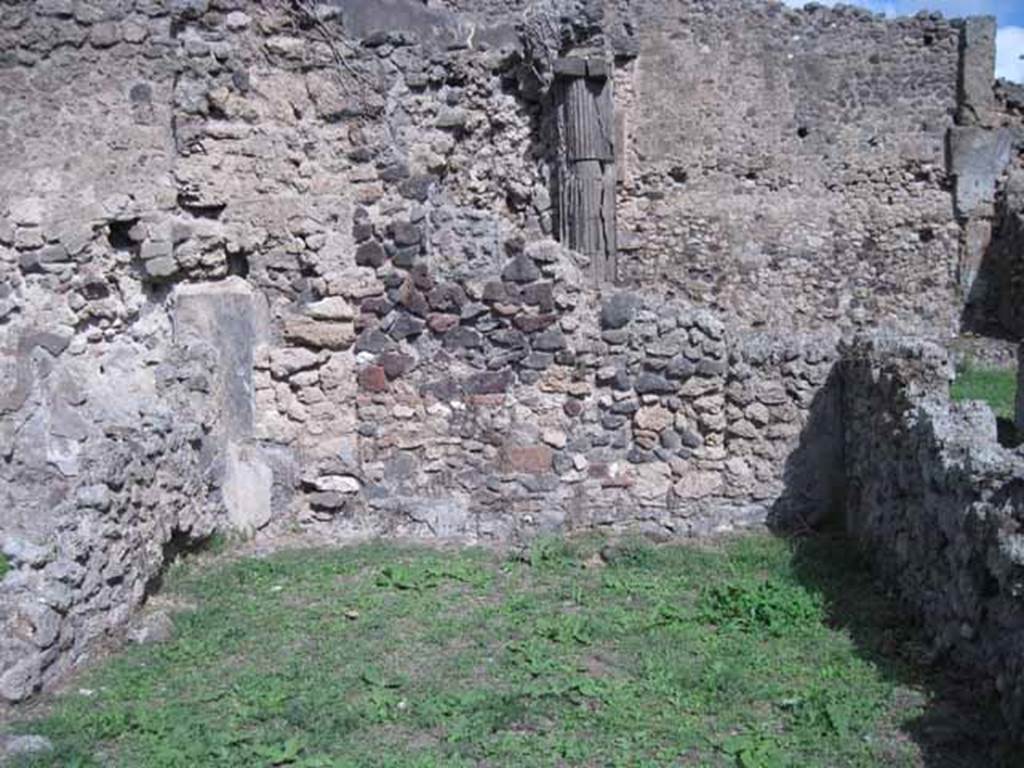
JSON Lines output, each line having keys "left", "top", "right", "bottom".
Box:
{"left": 0, "top": 0, "right": 1008, "bottom": 703}
{"left": 840, "top": 335, "right": 1024, "bottom": 740}
{"left": 618, "top": 2, "right": 964, "bottom": 334}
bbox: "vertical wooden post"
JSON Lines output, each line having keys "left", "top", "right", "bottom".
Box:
{"left": 554, "top": 57, "right": 617, "bottom": 285}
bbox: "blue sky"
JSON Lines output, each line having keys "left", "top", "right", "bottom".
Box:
{"left": 783, "top": 0, "right": 1024, "bottom": 82}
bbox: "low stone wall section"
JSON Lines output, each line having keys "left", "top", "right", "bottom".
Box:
{"left": 840, "top": 335, "right": 1024, "bottom": 738}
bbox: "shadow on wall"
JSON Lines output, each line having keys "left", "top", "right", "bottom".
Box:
{"left": 960, "top": 224, "right": 1018, "bottom": 341}
{"left": 767, "top": 367, "right": 845, "bottom": 534}
{"left": 770, "top": 365, "right": 1024, "bottom": 767}
{"left": 960, "top": 165, "right": 1024, "bottom": 341}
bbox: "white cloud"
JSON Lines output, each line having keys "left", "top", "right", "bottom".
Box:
{"left": 997, "top": 26, "right": 1024, "bottom": 82}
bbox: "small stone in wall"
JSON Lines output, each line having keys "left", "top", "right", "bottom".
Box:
{"left": 143, "top": 256, "right": 179, "bottom": 281}
{"left": 443, "top": 327, "right": 483, "bottom": 350}
{"left": 389, "top": 315, "right": 426, "bottom": 340}
{"left": 503, "top": 445, "right": 554, "bottom": 474}
{"left": 225, "top": 11, "right": 250, "bottom": 30}
{"left": 284, "top": 319, "right": 355, "bottom": 351}
{"left": 601, "top": 293, "right": 641, "bottom": 330}
{"left": 358, "top": 365, "right": 388, "bottom": 392}
{"left": 533, "top": 329, "right": 566, "bottom": 351}
{"left": 312, "top": 475, "right": 362, "bottom": 494}
{"left": 309, "top": 492, "right": 347, "bottom": 512}
{"left": 427, "top": 313, "right": 460, "bottom": 333}
{"left": 270, "top": 348, "right": 321, "bottom": 379}
{"left": 635, "top": 373, "right": 674, "bottom": 395}
{"left": 355, "top": 328, "right": 390, "bottom": 354}
{"left": 391, "top": 222, "right": 422, "bottom": 247}
{"left": 75, "top": 484, "right": 111, "bottom": 511}
{"left": 502, "top": 254, "right": 540, "bottom": 283}
{"left": 378, "top": 351, "right": 415, "bottom": 380}
{"left": 674, "top": 471, "right": 723, "bottom": 500}
{"left": 541, "top": 429, "right": 568, "bottom": 449}
{"left": 355, "top": 240, "right": 387, "bottom": 268}
{"left": 513, "top": 313, "right": 557, "bottom": 333}
{"left": 464, "top": 370, "right": 513, "bottom": 395}
{"left": 745, "top": 402, "right": 770, "bottom": 425}
{"left": 306, "top": 297, "right": 355, "bottom": 321}
{"left": 635, "top": 405, "right": 673, "bottom": 432}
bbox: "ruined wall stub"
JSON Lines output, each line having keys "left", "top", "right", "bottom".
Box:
{"left": 554, "top": 57, "right": 617, "bottom": 285}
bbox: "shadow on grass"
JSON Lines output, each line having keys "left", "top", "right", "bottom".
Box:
{"left": 787, "top": 534, "right": 1021, "bottom": 768}
{"left": 770, "top": 370, "right": 1024, "bottom": 767}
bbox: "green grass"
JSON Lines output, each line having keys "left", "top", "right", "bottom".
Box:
{"left": 7, "top": 535, "right": 1008, "bottom": 767}
{"left": 0, "top": 552, "right": 8, "bottom": 580}
{"left": 951, "top": 364, "right": 1017, "bottom": 420}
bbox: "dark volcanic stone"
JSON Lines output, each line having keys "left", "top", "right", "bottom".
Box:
{"left": 443, "top": 327, "right": 483, "bottom": 350}
{"left": 666, "top": 355, "right": 697, "bottom": 380}
{"left": 355, "top": 328, "right": 390, "bottom": 353}
{"left": 491, "top": 328, "right": 527, "bottom": 348}
{"left": 501, "top": 253, "right": 540, "bottom": 283}
{"left": 392, "top": 246, "right": 420, "bottom": 269}
{"left": 460, "top": 302, "right": 489, "bottom": 321}
{"left": 521, "top": 281, "right": 554, "bottom": 311}
{"left": 379, "top": 162, "right": 410, "bottom": 182}
{"left": 635, "top": 372, "right": 674, "bottom": 395}
{"left": 410, "top": 264, "right": 434, "bottom": 291}
{"left": 398, "top": 174, "right": 433, "bottom": 202}
{"left": 600, "top": 293, "right": 641, "bottom": 330}
{"left": 360, "top": 296, "right": 393, "bottom": 315}
{"left": 482, "top": 281, "right": 512, "bottom": 304}
{"left": 513, "top": 313, "right": 556, "bottom": 333}
{"left": 464, "top": 369, "right": 513, "bottom": 395}
{"left": 391, "top": 221, "right": 422, "bottom": 247}
{"left": 522, "top": 352, "right": 553, "bottom": 369}
{"left": 533, "top": 329, "right": 566, "bottom": 351}
{"left": 352, "top": 221, "right": 374, "bottom": 243}
{"left": 698, "top": 359, "right": 728, "bottom": 376}
{"left": 398, "top": 283, "right": 429, "bottom": 317}
{"left": 379, "top": 351, "right": 415, "bottom": 379}
{"left": 428, "top": 283, "right": 467, "bottom": 312}
{"left": 309, "top": 492, "right": 346, "bottom": 511}
{"left": 355, "top": 240, "right": 386, "bottom": 268}
{"left": 389, "top": 314, "right": 426, "bottom": 340}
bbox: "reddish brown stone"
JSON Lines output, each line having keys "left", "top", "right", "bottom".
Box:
{"left": 503, "top": 444, "right": 554, "bottom": 474}
{"left": 378, "top": 352, "right": 414, "bottom": 380}
{"left": 564, "top": 399, "right": 584, "bottom": 418}
{"left": 513, "top": 312, "right": 557, "bottom": 333}
{"left": 358, "top": 364, "right": 388, "bottom": 392}
{"left": 427, "top": 312, "right": 460, "bottom": 334}
{"left": 360, "top": 296, "right": 393, "bottom": 316}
